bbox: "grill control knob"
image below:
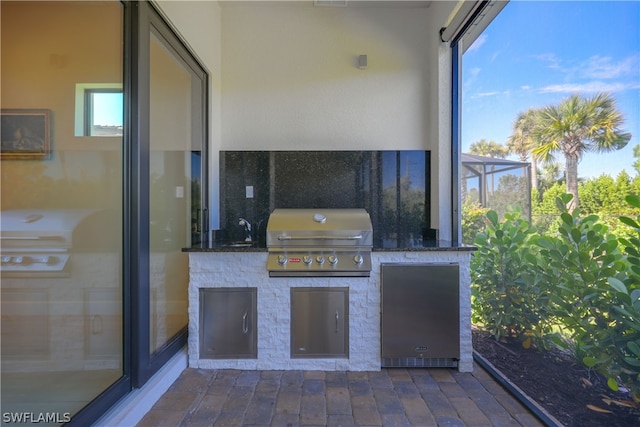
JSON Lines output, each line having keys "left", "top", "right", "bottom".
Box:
{"left": 353, "top": 255, "right": 363, "bottom": 265}
{"left": 315, "top": 256, "right": 325, "bottom": 265}
{"left": 328, "top": 255, "right": 338, "bottom": 265}
{"left": 277, "top": 255, "right": 287, "bottom": 265}
{"left": 302, "top": 256, "right": 312, "bottom": 265}
{"left": 313, "top": 213, "right": 327, "bottom": 223}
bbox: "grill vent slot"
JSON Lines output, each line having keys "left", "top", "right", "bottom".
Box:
{"left": 381, "top": 357, "right": 458, "bottom": 368}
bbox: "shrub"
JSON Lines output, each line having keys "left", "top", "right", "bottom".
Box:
{"left": 534, "top": 194, "right": 633, "bottom": 394}
{"left": 462, "top": 201, "right": 490, "bottom": 245}
{"left": 606, "top": 195, "right": 640, "bottom": 399}
{"left": 471, "top": 208, "right": 553, "bottom": 348}
{"left": 531, "top": 182, "right": 565, "bottom": 234}
{"left": 472, "top": 193, "right": 640, "bottom": 399}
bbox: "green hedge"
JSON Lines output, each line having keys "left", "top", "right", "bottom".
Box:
{"left": 471, "top": 194, "right": 640, "bottom": 399}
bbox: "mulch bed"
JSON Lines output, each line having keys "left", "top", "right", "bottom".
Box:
{"left": 472, "top": 327, "right": 640, "bottom": 426}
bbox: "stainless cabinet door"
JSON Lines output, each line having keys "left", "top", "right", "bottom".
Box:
{"left": 199, "top": 288, "right": 257, "bottom": 359}
{"left": 381, "top": 263, "right": 459, "bottom": 360}
{"left": 291, "top": 287, "right": 348, "bottom": 358}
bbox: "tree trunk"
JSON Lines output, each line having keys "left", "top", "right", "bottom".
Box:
{"left": 565, "top": 155, "right": 579, "bottom": 212}
{"left": 531, "top": 155, "right": 538, "bottom": 193}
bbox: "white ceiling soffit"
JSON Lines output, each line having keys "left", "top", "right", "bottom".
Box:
{"left": 219, "top": 1, "right": 432, "bottom": 7}
{"left": 315, "top": 1, "right": 433, "bottom": 6}
{"left": 440, "top": 0, "right": 508, "bottom": 51}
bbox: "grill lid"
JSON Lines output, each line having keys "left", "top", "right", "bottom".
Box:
{"left": 266, "top": 209, "right": 373, "bottom": 248}
{"left": 1, "top": 209, "right": 103, "bottom": 276}
{"left": 266, "top": 209, "right": 373, "bottom": 277}
{"left": 0, "top": 209, "right": 100, "bottom": 249}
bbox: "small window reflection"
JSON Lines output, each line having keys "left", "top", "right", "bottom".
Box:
{"left": 85, "top": 90, "right": 123, "bottom": 136}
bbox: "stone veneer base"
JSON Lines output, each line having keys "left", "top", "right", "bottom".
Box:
{"left": 188, "top": 251, "right": 473, "bottom": 372}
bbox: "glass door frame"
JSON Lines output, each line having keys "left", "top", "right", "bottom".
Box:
{"left": 130, "top": 0, "right": 208, "bottom": 387}
{"left": 71, "top": 1, "right": 209, "bottom": 423}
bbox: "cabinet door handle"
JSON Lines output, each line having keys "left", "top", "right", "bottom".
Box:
{"left": 91, "top": 315, "right": 103, "bottom": 335}
{"left": 242, "top": 310, "right": 249, "bottom": 334}
{"left": 335, "top": 311, "right": 339, "bottom": 333}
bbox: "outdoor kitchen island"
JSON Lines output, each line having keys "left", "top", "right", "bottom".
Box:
{"left": 184, "top": 240, "right": 475, "bottom": 373}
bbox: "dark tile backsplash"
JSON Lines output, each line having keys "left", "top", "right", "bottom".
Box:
{"left": 220, "top": 151, "right": 431, "bottom": 248}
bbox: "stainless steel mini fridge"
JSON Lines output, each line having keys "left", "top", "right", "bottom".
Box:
{"left": 381, "top": 263, "right": 459, "bottom": 368}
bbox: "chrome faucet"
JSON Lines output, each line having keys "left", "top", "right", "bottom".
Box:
{"left": 238, "top": 218, "right": 252, "bottom": 242}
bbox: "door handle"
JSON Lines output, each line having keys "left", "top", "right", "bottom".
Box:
{"left": 91, "top": 315, "right": 103, "bottom": 335}
{"left": 242, "top": 310, "right": 249, "bottom": 334}
{"left": 335, "top": 310, "right": 339, "bottom": 333}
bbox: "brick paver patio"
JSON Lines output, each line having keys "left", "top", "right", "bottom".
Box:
{"left": 137, "top": 363, "right": 546, "bottom": 427}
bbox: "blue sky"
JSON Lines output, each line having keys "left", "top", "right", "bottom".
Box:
{"left": 462, "top": 0, "right": 640, "bottom": 179}
{"left": 93, "top": 92, "right": 123, "bottom": 127}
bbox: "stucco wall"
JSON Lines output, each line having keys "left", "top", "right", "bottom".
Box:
{"left": 155, "top": 0, "right": 457, "bottom": 237}
{"left": 220, "top": 4, "right": 432, "bottom": 151}
{"left": 0, "top": 1, "right": 123, "bottom": 210}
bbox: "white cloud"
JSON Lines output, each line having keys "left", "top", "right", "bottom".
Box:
{"left": 580, "top": 54, "right": 640, "bottom": 80}
{"left": 467, "top": 34, "right": 487, "bottom": 53}
{"left": 538, "top": 81, "right": 640, "bottom": 94}
{"left": 531, "top": 52, "right": 640, "bottom": 80}
{"left": 532, "top": 53, "right": 640, "bottom": 94}
{"left": 468, "top": 67, "right": 481, "bottom": 79}
{"left": 463, "top": 67, "right": 482, "bottom": 88}
{"left": 531, "top": 53, "right": 563, "bottom": 70}
{"left": 471, "top": 90, "right": 510, "bottom": 99}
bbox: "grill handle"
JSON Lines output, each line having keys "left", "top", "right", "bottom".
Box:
{"left": 277, "top": 235, "right": 363, "bottom": 241}
{"left": 1, "top": 236, "right": 65, "bottom": 241}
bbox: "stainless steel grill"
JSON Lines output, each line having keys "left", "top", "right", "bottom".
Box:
{"left": 266, "top": 209, "right": 373, "bottom": 277}
{"left": 0, "top": 209, "right": 109, "bottom": 277}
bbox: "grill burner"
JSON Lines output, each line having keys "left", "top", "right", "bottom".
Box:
{"left": 0, "top": 209, "right": 108, "bottom": 277}
{"left": 266, "top": 209, "right": 373, "bottom": 277}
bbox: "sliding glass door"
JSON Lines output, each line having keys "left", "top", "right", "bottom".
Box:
{"left": 148, "top": 23, "right": 204, "bottom": 354}
{"left": 132, "top": 1, "right": 208, "bottom": 385}
{"left": 0, "top": 1, "right": 127, "bottom": 423}
{"left": 1, "top": 1, "right": 208, "bottom": 424}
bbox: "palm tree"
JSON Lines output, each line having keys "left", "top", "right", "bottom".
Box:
{"left": 532, "top": 93, "right": 631, "bottom": 211}
{"left": 507, "top": 108, "right": 539, "bottom": 192}
{"left": 469, "top": 139, "right": 509, "bottom": 159}
{"left": 540, "top": 162, "right": 563, "bottom": 187}
{"left": 468, "top": 139, "right": 509, "bottom": 198}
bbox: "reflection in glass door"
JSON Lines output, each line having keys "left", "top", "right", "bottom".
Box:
{"left": 0, "top": 1, "right": 124, "bottom": 422}
{"left": 148, "top": 29, "right": 205, "bottom": 353}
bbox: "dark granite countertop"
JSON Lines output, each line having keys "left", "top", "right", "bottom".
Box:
{"left": 182, "top": 242, "right": 267, "bottom": 252}
{"left": 373, "top": 240, "right": 476, "bottom": 252}
{"left": 183, "top": 240, "right": 475, "bottom": 253}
